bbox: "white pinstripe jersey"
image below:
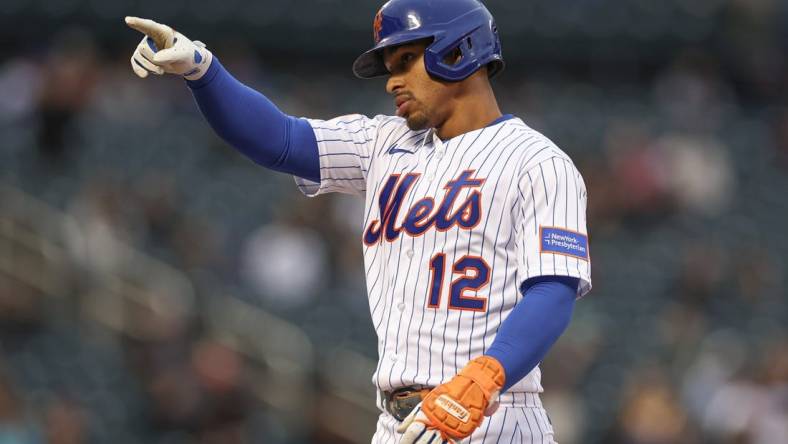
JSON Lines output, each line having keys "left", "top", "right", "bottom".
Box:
{"left": 295, "top": 114, "right": 592, "bottom": 395}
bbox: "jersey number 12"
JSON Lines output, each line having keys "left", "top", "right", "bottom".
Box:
{"left": 427, "top": 253, "right": 490, "bottom": 312}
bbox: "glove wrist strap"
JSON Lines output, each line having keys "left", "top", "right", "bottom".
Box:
{"left": 459, "top": 356, "right": 506, "bottom": 400}
{"left": 183, "top": 48, "right": 213, "bottom": 81}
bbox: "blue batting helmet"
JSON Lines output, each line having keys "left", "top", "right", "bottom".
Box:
{"left": 352, "top": 0, "right": 504, "bottom": 82}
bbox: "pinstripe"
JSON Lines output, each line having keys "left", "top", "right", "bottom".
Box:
{"left": 465, "top": 132, "right": 533, "bottom": 361}
{"left": 538, "top": 163, "right": 549, "bottom": 207}
{"left": 364, "top": 129, "right": 424, "bottom": 391}
{"left": 371, "top": 162, "right": 421, "bottom": 390}
{"left": 494, "top": 408, "right": 510, "bottom": 444}
{"left": 436, "top": 123, "right": 509, "bottom": 383}
{"left": 370, "top": 127, "right": 435, "bottom": 389}
{"left": 447, "top": 126, "right": 522, "bottom": 368}
{"left": 478, "top": 409, "right": 496, "bottom": 443}
{"left": 398, "top": 134, "right": 443, "bottom": 383}
{"left": 383, "top": 147, "right": 435, "bottom": 389}
{"left": 392, "top": 232, "right": 420, "bottom": 387}
{"left": 422, "top": 161, "right": 460, "bottom": 383}
{"left": 521, "top": 407, "right": 535, "bottom": 444}
{"left": 537, "top": 409, "right": 555, "bottom": 443}
{"left": 548, "top": 159, "right": 558, "bottom": 273}
{"left": 523, "top": 172, "right": 540, "bottom": 278}
{"left": 487, "top": 214, "right": 516, "bottom": 348}
{"left": 554, "top": 158, "right": 570, "bottom": 272}
{"left": 563, "top": 159, "right": 581, "bottom": 278}
{"left": 420, "top": 130, "right": 475, "bottom": 386}
{"left": 484, "top": 143, "right": 537, "bottom": 353}
{"left": 366, "top": 156, "right": 412, "bottom": 324}
{"left": 530, "top": 408, "right": 546, "bottom": 444}
{"left": 519, "top": 145, "right": 554, "bottom": 171}
{"left": 434, "top": 132, "right": 481, "bottom": 385}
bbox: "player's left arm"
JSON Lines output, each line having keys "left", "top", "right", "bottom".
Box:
{"left": 486, "top": 275, "right": 578, "bottom": 390}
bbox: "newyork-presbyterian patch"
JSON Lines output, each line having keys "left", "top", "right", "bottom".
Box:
{"left": 540, "top": 227, "right": 589, "bottom": 260}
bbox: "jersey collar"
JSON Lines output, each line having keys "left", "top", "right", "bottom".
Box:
{"left": 489, "top": 114, "right": 515, "bottom": 127}
{"left": 426, "top": 114, "right": 516, "bottom": 149}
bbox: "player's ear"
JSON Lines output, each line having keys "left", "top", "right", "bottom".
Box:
{"left": 442, "top": 47, "right": 463, "bottom": 66}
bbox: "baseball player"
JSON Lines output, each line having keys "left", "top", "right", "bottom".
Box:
{"left": 126, "top": 0, "right": 591, "bottom": 442}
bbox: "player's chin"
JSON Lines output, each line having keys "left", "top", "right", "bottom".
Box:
{"left": 405, "top": 112, "right": 430, "bottom": 131}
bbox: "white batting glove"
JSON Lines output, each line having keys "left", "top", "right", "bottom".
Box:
{"left": 397, "top": 403, "right": 451, "bottom": 444}
{"left": 125, "top": 16, "right": 213, "bottom": 81}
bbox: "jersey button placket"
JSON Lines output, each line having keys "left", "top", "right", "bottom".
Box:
{"left": 434, "top": 136, "right": 446, "bottom": 159}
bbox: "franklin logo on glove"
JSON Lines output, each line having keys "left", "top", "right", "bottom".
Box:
{"left": 435, "top": 395, "right": 471, "bottom": 423}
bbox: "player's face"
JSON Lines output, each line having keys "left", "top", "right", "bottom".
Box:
{"left": 383, "top": 41, "right": 461, "bottom": 131}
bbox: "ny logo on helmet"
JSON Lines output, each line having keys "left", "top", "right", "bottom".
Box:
{"left": 373, "top": 10, "right": 384, "bottom": 43}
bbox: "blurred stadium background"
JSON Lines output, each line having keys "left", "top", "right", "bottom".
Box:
{"left": 1, "top": 0, "right": 787, "bottom": 443}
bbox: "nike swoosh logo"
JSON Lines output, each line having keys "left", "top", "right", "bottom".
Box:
{"left": 388, "top": 147, "right": 413, "bottom": 155}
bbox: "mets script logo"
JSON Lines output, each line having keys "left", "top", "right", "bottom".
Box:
{"left": 363, "top": 170, "right": 485, "bottom": 245}
{"left": 373, "top": 10, "right": 384, "bottom": 43}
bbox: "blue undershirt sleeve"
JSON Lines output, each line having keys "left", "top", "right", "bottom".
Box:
{"left": 186, "top": 58, "right": 320, "bottom": 183}
{"left": 486, "top": 276, "right": 578, "bottom": 392}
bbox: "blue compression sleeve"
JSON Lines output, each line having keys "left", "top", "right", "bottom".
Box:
{"left": 186, "top": 58, "right": 320, "bottom": 182}
{"left": 486, "top": 276, "right": 578, "bottom": 392}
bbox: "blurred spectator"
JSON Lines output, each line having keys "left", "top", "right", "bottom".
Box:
{"left": 609, "top": 369, "right": 697, "bottom": 444}
{"left": 139, "top": 337, "right": 254, "bottom": 443}
{"left": 64, "top": 176, "right": 134, "bottom": 275}
{"left": 600, "top": 121, "right": 674, "bottom": 228}
{"left": 35, "top": 28, "right": 99, "bottom": 164}
{"left": 0, "top": 58, "right": 40, "bottom": 123}
{"left": 700, "top": 339, "right": 788, "bottom": 444}
{"left": 241, "top": 201, "right": 329, "bottom": 310}
{"left": 655, "top": 133, "right": 734, "bottom": 216}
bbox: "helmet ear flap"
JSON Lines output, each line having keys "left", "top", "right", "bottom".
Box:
{"left": 426, "top": 27, "right": 488, "bottom": 81}
{"left": 442, "top": 37, "right": 476, "bottom": 67}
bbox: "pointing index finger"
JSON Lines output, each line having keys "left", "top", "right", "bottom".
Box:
{"left": 124, "top": 16, "right": 174, "bottom": 50}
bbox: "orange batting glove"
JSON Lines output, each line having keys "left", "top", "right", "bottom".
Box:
{"left": 397, "top": 356, "right": 506, "bottom": 443}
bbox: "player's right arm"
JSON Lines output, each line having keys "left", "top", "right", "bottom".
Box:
{"left": 125, "top": 17, "right": 380, "bottom": 193}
